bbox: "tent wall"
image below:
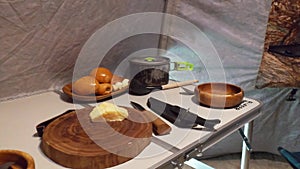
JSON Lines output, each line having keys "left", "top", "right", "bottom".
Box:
{"left": 162, "top": 0, "right": 300, "bottom": 156}
{"left": 0, "top": 0, "right": 165, "bottom": 101}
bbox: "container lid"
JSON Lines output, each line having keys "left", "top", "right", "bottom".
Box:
{"left": 129, "top": 56, "right": 170, "bottom": 65}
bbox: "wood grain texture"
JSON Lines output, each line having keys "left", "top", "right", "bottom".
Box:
{"left": 161, "top": 80, "right": 198, "bottom": 90}
{"left": 62, "top": 75, "right": 128, "bottom": 102}
{"left": 143, "top": 110, "right": 172, "bottom": 135}
{"left": 256, "top": 0, "right": 300, "bottom": 88}
{"left": 41, "top": 107, "right": 152, "bottom": 169}
{"left": 195, "top": 83, "right": 244, "bottom": 108}
{"left": 0, "top": 150, "right": 35, "bottom": 169}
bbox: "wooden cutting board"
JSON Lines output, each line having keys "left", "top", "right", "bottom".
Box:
{"left": 41, "top": 107, "right": 152, "bottom": 169}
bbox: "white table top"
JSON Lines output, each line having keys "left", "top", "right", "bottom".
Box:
{"left": 0, "top": 85, "right": 262, "bottom": 169}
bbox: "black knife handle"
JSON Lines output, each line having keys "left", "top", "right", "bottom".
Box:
{"left": 36, "top": 109, "right": 74, "bottom": 137}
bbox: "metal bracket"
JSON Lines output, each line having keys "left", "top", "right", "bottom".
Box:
{"left": 170, "top": 145, "right": 204, "bottom": 169}
{"left": 170, "top": 157, "right": 184, "bottom": 169}
{"left": 165, "top": 145, "right": 204, "bottom": 169}
{"left": 238, "top": 128, "right": 252, "bottom": 152}
{"left": 185, "top": 145, "right": 204, "bottom": 161}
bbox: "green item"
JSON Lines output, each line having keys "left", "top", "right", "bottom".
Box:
{"left": 144, "top": 57, "right": 155, "bottom": 62}
{"left": 174, "top": 62, "right": 194, "bottom": 71}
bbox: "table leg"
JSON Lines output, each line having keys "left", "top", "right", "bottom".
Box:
{"left": 240, "top": 122, "right": 253, "bottom": 169}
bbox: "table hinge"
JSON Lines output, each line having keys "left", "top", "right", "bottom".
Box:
{"left": 170, "top": 145, "right": 204, "bottom": 169}
{"left": 171, "top": 156, "right": 185, "bottom": 169}
{"left": 185, "top": 145, "right": 204, "bottom": 161}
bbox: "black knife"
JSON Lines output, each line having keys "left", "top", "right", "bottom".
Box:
{"left": 268, "top": 44, "right": 300, "bottom": 58}
{"left": 146, "top": 97, "right": 221, "bottom": 130}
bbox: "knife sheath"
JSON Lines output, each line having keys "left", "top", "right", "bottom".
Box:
{"left": 147, "top": 97, "right": 220, "bottom": 129}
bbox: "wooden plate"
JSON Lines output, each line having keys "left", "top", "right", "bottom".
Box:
{"left": 41, "top": 106, "right": 152, "bottom": 169}
{"left": 62, "top": 75, "right": 128, "bottom": 102}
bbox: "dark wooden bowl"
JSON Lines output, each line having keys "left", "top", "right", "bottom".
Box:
{"left": 0, "top": 150, "right": 35, "bottom": 169}
{"left": 194, "top": 83, "right": 244, "bottom": 108}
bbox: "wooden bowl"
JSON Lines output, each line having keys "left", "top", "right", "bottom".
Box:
{"left": 0, "top": 150, "right": 35, "bottom": 169}
{"left": 194, "top": 83, "right": 244, "bottom": 108}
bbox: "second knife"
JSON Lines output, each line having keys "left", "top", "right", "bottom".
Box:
{"left": 130, "top": 101, "right": 172, "bottom": 136}
{"left": 147, "top": 97, "right": 221, "bottom": 130}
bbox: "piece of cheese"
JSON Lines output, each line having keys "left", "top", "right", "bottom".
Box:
{"left": 89, "top": 102, "right": 128, "bottom": 122}
{"left": 112, "top": 79, "right": 129, "bottom": 91}
{"left": 122, "top": 79, "right": 129, "bottom": 88}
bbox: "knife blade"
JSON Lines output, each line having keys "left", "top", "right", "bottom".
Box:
{"left": 268, "top": 44, "right": 300, "bottom": 57}
{"left": 146, "top": 97, "right": 221, "bottom": 130}
{"left": 130, "top": 101, "right": 171, "bottom": 135}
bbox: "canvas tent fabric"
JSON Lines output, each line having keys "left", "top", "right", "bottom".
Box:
{"left": 162, "top": 0, "right": 300, "bottom": 156}
{"left": 0, "top": 0, "right": 164, "bottom": 101}
{"left": 0, "top": 0, "right": 299, "bottom": 158}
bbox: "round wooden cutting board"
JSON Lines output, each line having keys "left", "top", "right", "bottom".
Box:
{"left": 41, "top": 107, "right": 152, "bottom": 169}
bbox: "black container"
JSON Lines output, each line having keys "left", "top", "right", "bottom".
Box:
{"left": 129, "top": 57, "right": 170, "bottom": 87}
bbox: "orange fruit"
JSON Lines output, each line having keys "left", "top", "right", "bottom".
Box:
{"left": 97, "top": 83, "right": 112, "bottom": 95}
{"left": 90, "top": 67, "right": 113, "bottom": 83}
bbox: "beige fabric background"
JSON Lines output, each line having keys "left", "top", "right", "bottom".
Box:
{"left": 0, "top": 0, "right": 164, "bottom": 101}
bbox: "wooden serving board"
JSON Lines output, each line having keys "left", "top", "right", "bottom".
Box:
{"left": 41, "top": 107, "right": 152, "bottom": 169}
{"left": 62, "top": 75, "right": 128, "bottom": 102}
